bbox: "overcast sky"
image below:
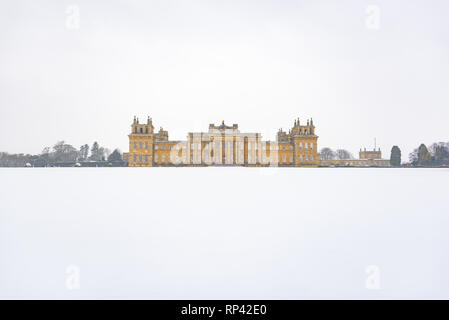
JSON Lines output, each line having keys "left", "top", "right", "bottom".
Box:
{"left": 1, "top": 0, "right": 448, "bottom": 159}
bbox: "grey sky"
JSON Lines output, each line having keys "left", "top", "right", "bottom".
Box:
{"left": 1, "top": 0, "right": 448, "bottom": 159}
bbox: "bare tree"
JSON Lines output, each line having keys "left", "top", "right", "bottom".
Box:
{"left": 335, "top": 149, "right": 354, "bottom": 160}
{"left": 53, "top": 141, "right": 78, "bottom": 162}
{"left": 409, "top": 148, "right": 419, "bottom": 165}
{"left": 320, "top": 147, "right": 336, "bottom": 160}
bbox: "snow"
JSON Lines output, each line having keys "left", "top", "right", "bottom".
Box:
{"left": 1, "top": 167, "right": 448, "bottom": 299}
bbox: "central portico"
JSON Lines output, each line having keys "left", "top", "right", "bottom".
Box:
{"left": 187, "top": 121, "right": 262, "bottom": 165}
{"left": 126, "top": 118, "right": 319, "bottom": 167}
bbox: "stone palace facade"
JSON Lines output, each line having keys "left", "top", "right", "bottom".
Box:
{"left": 124, "top": 117, "right": 319, "bottom": 167}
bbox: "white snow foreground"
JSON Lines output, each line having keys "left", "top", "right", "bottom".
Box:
{"left": 0, "top": 167, "right": 448, "bottom": 299}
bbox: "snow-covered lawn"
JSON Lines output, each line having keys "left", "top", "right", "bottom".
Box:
{"left": 1, "top": 167, "right": 448, "bottom": 299}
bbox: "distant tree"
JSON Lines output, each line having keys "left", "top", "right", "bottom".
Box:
{"left": 108, "top": 149, "right": 122, "bottom": 162}
{"left": 409, "top": 148, "right": 419, "bottom": 165}
{"left": 410, "top": 142, "right": 449, "bottom": 166}
{"left": 0, "top": 152, "right": 32, "bottom": 167}
{"left": 52, "top": 141, "right": 78, "bottom": 162}
{"left": 320, "top": 147, "right": 336, "bottom": 160}
{"left": 0, "top": 152, "right": 12, "bottom": 166}
{"left": 429, "top": 142, "right": 449, "bottom": 166}
{"left": 101, "top": 147, "right": 110, "bottom": 161}
{"left": 90, "top": 142, "right": 101, "bottom": 161}
{"left": 335, "top": 149, "right": 353, "bottom": 160}
{"left": 79, "top": 144, "right": 89, "bottom": 161}
{"left": 390, "top": 146, "right": 401, "bottom": 167}
{"left": 40, "top": 147, "right": 51, "bottom": 162}
{"left": 417, "top": 143, "right": 431, "bottom": 166}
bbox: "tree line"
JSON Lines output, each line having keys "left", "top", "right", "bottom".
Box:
{"left": 2, "top": 140, "right": 448, "bottom": 167}
{"left": 0, "top": 141, "right": 123, "bottom": 167}
{"left": 320, "top": 143, "right": 449, "bottom": 168}
{"left": 319, "top": 148, "right": 354, "bottom": 160}
{"left": 390, "top": 142, "right": 449, "bottom": 167}
{"left": 408, "top": 142, "right": 449, "bottom": 167}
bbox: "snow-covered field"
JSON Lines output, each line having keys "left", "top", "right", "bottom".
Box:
{"left": 0, "top": 167, "right": 448, "bottom": 299}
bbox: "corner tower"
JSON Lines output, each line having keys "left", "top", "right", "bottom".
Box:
{"left": 128, "top": 116, "right": 155, "bottom": 167}
{"left": 291, "top": 118, "right": 319, "bottom": 166}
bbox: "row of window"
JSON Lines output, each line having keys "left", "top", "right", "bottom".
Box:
{"left": 133, "top": 142, "right": 175, "bottom": 150}
{"left": 155, "top": 145, "right": 172, "bottom": 150}
{"left": 299, "top": 155, "right": 314, "bottom": 163}
{"left": 298, "top": 142, "right": 313, "bottom": 150}
{"left": 133, "top": 154, "right": 314, "bottom": 164}
{"left": 133, "top": 141, "right": 149, "bottom": 150}
{"left": 133, "top": 154, "right": 149, "bottom": 163}
{"left": 133, "top": 141, "right": 314, "bottom": 151}
{"left": 134, "top": 127, "right": 149, "bottom": 134}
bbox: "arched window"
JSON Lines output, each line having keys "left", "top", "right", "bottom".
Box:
{"left": 133, "top": 142, "right": 137, "bottom": 149}
{"left": 145, "top": 141, "right": 148, "bottom": 149}
{"left": 305, "top": 142, "right": 308, "bottom": 149}
{"left": 145, "top": 127, "right": 148, "bottom": 134}
{"left": 299, "top": 142, "right": 303, "bottom": 149}
{"left": 145, "top": 155, "right": 148, "bottom": 163}
{"left": 300, "top": 155, "right": 303, "bottom": 162}
{"left": 134, "top": 127, "right": 137, "bottom": 133}
{"left": 140, "top": 128, "right": 143, "bottom": 133}
{"left": 139, "top": 141, "right": 142, "bottom": 149}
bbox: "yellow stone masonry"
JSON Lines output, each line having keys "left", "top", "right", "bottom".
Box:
{"left": 125, "top": 117, "right": 319, "bottom": 167}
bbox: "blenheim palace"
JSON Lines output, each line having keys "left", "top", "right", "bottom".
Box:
{"left": 124, "top": 116, "right": 390, "bottom": 167}
{"left": 125, "top": 117, "right": 319, "bottom": 167}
